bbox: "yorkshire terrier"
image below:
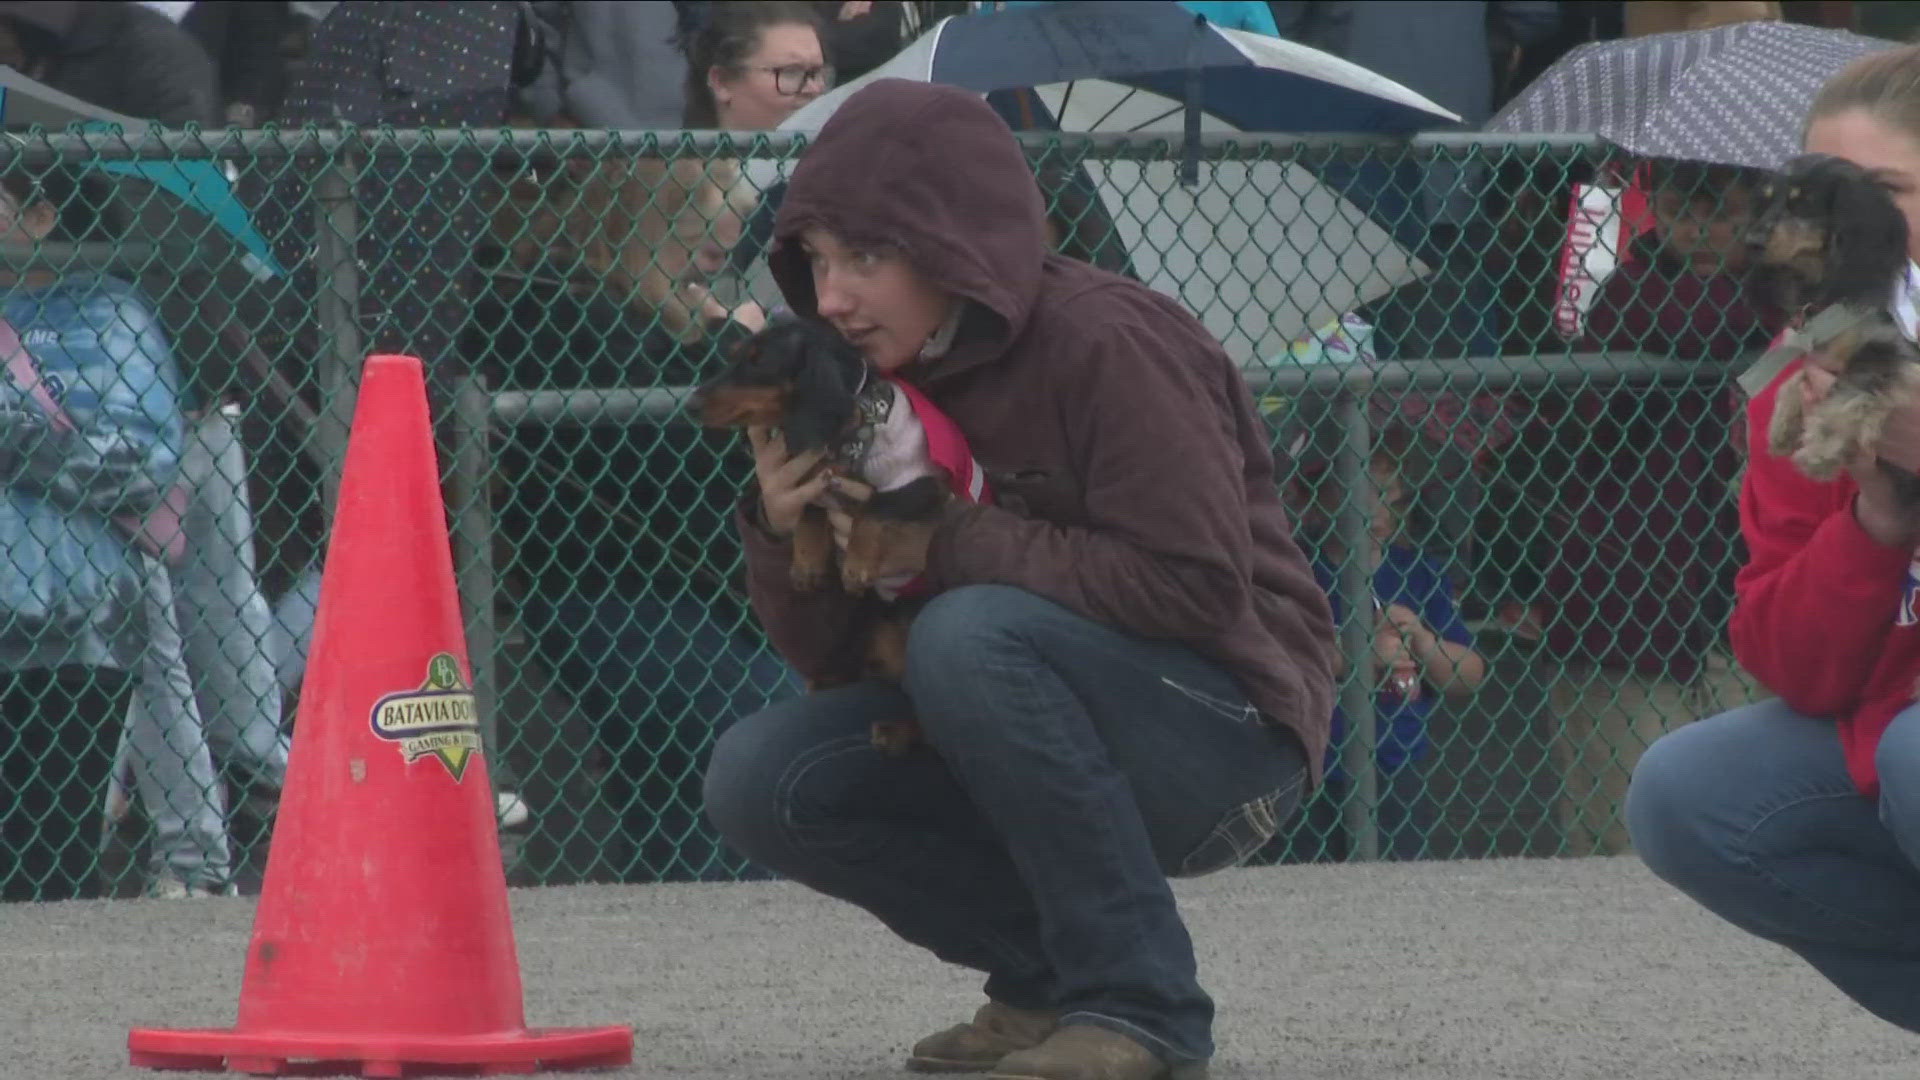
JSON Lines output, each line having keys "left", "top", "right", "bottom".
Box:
{"left": 690, "top": 317, "right": 954, "bottom": 754}
{"left": 1747, "top": 153, "right": 1920, "bottom": 494}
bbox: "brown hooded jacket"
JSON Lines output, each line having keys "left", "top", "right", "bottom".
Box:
{"left": 737, "top": 79, "right": 1339, "bottom": 779}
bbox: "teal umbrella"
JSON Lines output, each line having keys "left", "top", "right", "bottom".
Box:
{"left": 0, "top": 66, "right": 284, "bottom": 278}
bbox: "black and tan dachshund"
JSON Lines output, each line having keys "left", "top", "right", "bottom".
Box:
{"left": 690, "top": 317, "right": 952, "bottom": 754}
{"left": 1747, "top": 153, "right": 1920, "bottom": 489}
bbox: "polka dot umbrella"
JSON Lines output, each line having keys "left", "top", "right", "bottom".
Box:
{"left": 1487, "top": 20, "right": 1897, "bottom": 170}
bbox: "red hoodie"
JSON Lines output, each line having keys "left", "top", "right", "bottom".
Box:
{"left": 1734, "top": 355, "right": 1920, "bottom": 796}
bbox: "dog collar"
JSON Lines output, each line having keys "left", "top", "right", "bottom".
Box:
{"left": 833, "top": 375, "right": 896, "bottom": 473}
{"left": 1738, "top": 302, "right": 1885, "bottom": 398}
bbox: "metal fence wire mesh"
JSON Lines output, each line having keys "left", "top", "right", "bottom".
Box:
{"left": 0, "top": 128, "right": 1776, "bottom": 901}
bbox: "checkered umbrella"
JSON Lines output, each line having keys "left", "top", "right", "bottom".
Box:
{"left": 1487, "top": 21, "right": 1896, "bottom": 169}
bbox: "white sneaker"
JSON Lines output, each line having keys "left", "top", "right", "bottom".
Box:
{"left": 496, "top": 790, "right": 531, "bottom": 830}
{"left": 146, "top": 873, "right": 190, "bottom": 900}
{"left": 146, "top": 872, "right": 237, "bottom": 899}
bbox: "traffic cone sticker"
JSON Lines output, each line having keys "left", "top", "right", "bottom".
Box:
{"left": 369, "top": 652, "right": 480, "bottom": 781}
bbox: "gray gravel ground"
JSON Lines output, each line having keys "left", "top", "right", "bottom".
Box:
{"left": 6, "top": 855, "right": 1914, "bottom": 1079}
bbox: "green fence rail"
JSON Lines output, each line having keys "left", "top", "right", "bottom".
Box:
{"left": 0, "top": 127, "right": 1772, "bottom": 900}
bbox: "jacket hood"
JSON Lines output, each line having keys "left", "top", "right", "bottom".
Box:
{"left": 770, "top": 79, "right": 1048, "bottom": 377}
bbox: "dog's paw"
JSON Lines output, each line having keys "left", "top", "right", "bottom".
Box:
{"left": 790, "top": 561, "right": 828, "bottom": 593}
{"left": 869, "top": 719, "right": 921, "bottom": 757}
{"left": 1767, "top": 372, "right": 1808, "bottom": 460}
{"left": 1767, "top": 419, "right": 1804, "bottom": 462}
{"left": 840, "top": 561, "right": 873, "bottom": 596}
{"left": 1792, "top": 443, "right": 1848, "bottom": 481}
{"left": 1794, "top": 403, "right": 1859, "bottom": 481}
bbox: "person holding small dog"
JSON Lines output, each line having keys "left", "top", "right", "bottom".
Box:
{"left": 1628, "top": 45, "right": 1920, "bottom": 1034}
{"left": 701, "top": 79, "right": 1337, "bottom": 1080}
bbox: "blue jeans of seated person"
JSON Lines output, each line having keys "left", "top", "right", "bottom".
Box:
{"left": 1627, "top": 698, "right": 1920, "bottom": 1032}
{"left": 704, "top": 584, "right": 1310, "bottom": 1066}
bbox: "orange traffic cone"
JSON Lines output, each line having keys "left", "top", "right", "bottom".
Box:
{"left": 129, "top": 356, "right": 633, "bottom": 1076}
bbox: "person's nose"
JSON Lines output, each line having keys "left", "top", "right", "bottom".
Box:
{"left": 814, "top": 268, "right": 854, "bottom": 320}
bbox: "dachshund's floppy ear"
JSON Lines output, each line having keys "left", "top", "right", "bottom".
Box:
{"left": 1825, "top": 170, "right": 1911, "bottom": 308}
{"left": 779, "top": 335, "right": 859, "bottom": 453}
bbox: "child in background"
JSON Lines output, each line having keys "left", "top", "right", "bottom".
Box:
{"left": 1286, "top": 437, "right": 1487, "bottom": 860}
{"left": 1582, "top": 159, "right": 1781, "bottom": 365}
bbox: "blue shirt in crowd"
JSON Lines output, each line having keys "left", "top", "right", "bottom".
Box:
{"left": 1314, "top": 545, "right": 1473, "bottom": 778}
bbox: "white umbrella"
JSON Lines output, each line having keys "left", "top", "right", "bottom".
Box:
{"left": 1026, "top": 79, "right": 1432, "bottom": 366}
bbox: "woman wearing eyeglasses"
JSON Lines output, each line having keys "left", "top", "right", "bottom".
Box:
{"left": 682, "top": 1, "right": 834, "bottom": 131}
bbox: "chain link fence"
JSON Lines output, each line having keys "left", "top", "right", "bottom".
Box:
{"left": 0, "top": 127, "right": 1774, "bottom": 900}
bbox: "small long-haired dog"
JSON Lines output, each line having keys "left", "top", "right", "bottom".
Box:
{"left": 1748, "top": 153, "right": 1920, "bottom": 487}
{"left": 691, "top": 317, "right": 954, "bottom": 754}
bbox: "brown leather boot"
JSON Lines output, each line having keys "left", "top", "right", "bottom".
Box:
{"left": 986, "top": 1024, "right": 1208, "bottom": 1080}
{"left": 907, "top": 1001, "right": 1060, "bottom": 1073}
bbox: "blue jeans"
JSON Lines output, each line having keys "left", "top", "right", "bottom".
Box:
{"left": 703, "top": 585, "right": 1309, "bottom": 1065}
{"left": 1627, "top": 698, "right": 1920, "bottom": 1031}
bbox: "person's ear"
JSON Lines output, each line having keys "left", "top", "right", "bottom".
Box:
{"left": 708, "top": 65, "right": 732, "bottom": 108}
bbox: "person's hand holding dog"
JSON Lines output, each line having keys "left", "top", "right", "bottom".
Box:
{"left": 1800, "top": 357, "right": 1920, "bottom": 546}
{"left": 823, "top": 476, "right": 865, "bottom": 555}
{"left": 748, "top": 427, "right": 829, "bottom": 538}
{"left": 821, "top": 476, "right": 934, "bottom": 583}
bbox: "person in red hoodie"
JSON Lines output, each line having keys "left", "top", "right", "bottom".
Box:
{"left": 1627, "top": 45, "right": 1920, "bottom": 1033}
{"left": 700, "top": 79, "right": 1337, "bottom": 1080}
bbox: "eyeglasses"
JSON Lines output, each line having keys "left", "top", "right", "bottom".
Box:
{"left": 746, "top": 64, "right": 833, "bottom": 95}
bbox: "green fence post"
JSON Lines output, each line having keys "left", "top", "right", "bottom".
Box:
{"left": 1334, "top": 381, "right": 1380, "bottom": 862}
{"left": 314, "top": 156, "right": 362, "bottom": 528}
{"left": 451, "top": 372, "right": 501, "bottom": 780}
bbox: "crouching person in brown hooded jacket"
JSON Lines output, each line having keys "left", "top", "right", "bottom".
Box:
{"left": 702, "top": 79, "right": 1338, "bottom": 1080}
